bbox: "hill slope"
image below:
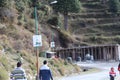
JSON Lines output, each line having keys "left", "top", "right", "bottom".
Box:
{"left": 0, "top": 0, "right": 80, "bottom": 80}
{"left": 69, "top": 0, "right": 120, "bottom": 46}
{"left": 0, "top": 0, "right": 120, "bottom": 79}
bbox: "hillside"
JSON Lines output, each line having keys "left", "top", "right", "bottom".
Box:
{"left": 69, "top": 0, "right": 120, "bottom": 46}
{"left": 0, "top": 0, "right": 120, "bottom": 80}
{"left": 0, "top": 0, "right": 80, "bottom": 80}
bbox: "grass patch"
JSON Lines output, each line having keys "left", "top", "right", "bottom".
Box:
{"left": 0, "top": 56, "right": 9, "bottom": 71}
{"left": 0, "top": 67, "right": 9, "bottom": 80}
{"left": 48, "top": 58, "right": 81, "bottom": 76}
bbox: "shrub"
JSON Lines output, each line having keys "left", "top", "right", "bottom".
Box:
{"left": 39, "top": 52, "right": 46, "bottom": 57}
{"left": 49, "top": 60, "right": 54, "bottom": 65}
{"left": 47, "top": 16, "right": 59, "bottom": 26}
{"left": 15, "top": 0, "right": 25, "bottom": 12}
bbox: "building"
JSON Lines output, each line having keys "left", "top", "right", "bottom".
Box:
{"left": 54, "top": 44, "right": 120, "bottom": 61}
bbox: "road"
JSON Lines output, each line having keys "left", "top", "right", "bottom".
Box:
{"left": 55, "top": 61, "right": 119, "bottom": 80}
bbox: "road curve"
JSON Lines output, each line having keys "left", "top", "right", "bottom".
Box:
{"left": 55, "top": 61, "right": 119, "bottom": 80}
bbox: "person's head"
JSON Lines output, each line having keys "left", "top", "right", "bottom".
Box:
{"left": 111, "top": 67, "right": 114, "bottom": 71}
{"left": 17, "top": 61, "right": 22, "bottom": 67}
{"left": 43, "top": 60, "right": 47, "bottom": 65}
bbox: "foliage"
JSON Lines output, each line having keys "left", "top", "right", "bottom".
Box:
{"left": 15, "top": 0, "right": 26, "bottom": 12}
{"left": 39, "top": 52, "right": 46, "bottom": 57}
{"left": 0, "top": 0, "right": 11, "bottom": 8}
{"left": 47, "top": 16, "right": 60, "bottom": 26}
{"left": 53, "top": 0, "right": 81, "bottom": 14}
{"left": 52, "top": 0, "right": 81, "bottom": 31}
{"left": 108, "top": 0, "right": 120, "bottom": 13}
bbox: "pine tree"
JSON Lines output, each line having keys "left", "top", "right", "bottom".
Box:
{"left": 109, "top": 0, "right": 120, "bottom": 13}
{"left": 53, "top": 0, "right": 81, "bottom": 31}
{"left": 0, "top": 0, "right": 10, "bottom": 7}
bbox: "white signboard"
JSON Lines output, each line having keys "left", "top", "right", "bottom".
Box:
{"left": 50, "top": 42, "right": 55, "bottom": 48}
{"left": 33, "top": 35, "right": 42, "bottom": 47}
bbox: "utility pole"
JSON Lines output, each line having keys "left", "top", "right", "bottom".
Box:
{"left": 33, "top": 0, "right": 40, "bottom": 80}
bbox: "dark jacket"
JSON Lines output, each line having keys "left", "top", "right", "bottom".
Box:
{"left": 118, "top": 63, "right": 120, "bottom": 71}
{"left": 39, "top": 65, "right": 53, "bottom": 80}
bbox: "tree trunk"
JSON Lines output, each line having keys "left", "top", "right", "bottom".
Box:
{"left": 64, "top": 12, "right": 68, "bottom": 31}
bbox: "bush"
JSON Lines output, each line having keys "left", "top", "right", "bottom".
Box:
{"left": 47, "top": 15, "right": 62, "bottom": 27}
{"left": 15, "top": 0, "right": 25, "bottom": 12}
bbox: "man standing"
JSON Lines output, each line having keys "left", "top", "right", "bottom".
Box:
{"left": 10, "top": 61, "right": 27, "bottom": 80}
{"left": 39, "top": 60, "right": 53, "bottom": 80}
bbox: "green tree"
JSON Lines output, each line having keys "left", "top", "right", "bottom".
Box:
{"left": 53, "top": 0, "right": 81, "bottom": 31}
{"left": 0, "top": 0, "right": 7, "bottom": 7}
{"left": 0, "top": 0, "right": 12, "bottom": 8}
{"left": 108, "top": 0, "right": 120, "bottom": 13}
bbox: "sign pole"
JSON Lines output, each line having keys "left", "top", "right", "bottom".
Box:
{"left": 34, "top": 0, "right": 39, "bottom": 80}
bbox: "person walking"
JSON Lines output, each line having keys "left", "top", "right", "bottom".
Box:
{"left": 109, "top": 67, "right": 116, "bottom": 80}
{"left": 39, "top": 60, "right": 53, "bottom": 80}
{"left": 10, "top": 61, "right": 27, "bottom": 80}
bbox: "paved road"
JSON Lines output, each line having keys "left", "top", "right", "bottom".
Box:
{"left": 55, "top": 61, "right": 120, "bottom": 80}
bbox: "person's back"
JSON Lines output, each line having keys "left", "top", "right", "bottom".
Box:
{"left": 10, "top": 62, "right": 27, "bottom": 80}
{"left": 39, "top": 60, "right": 53, "bottom": 80}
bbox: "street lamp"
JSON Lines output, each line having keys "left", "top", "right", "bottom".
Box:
{"left": 49, "top": 0, "right": 58, "bottom": 51}
{"left": 50, "top": 0, "right": 57, "bottom": 4}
